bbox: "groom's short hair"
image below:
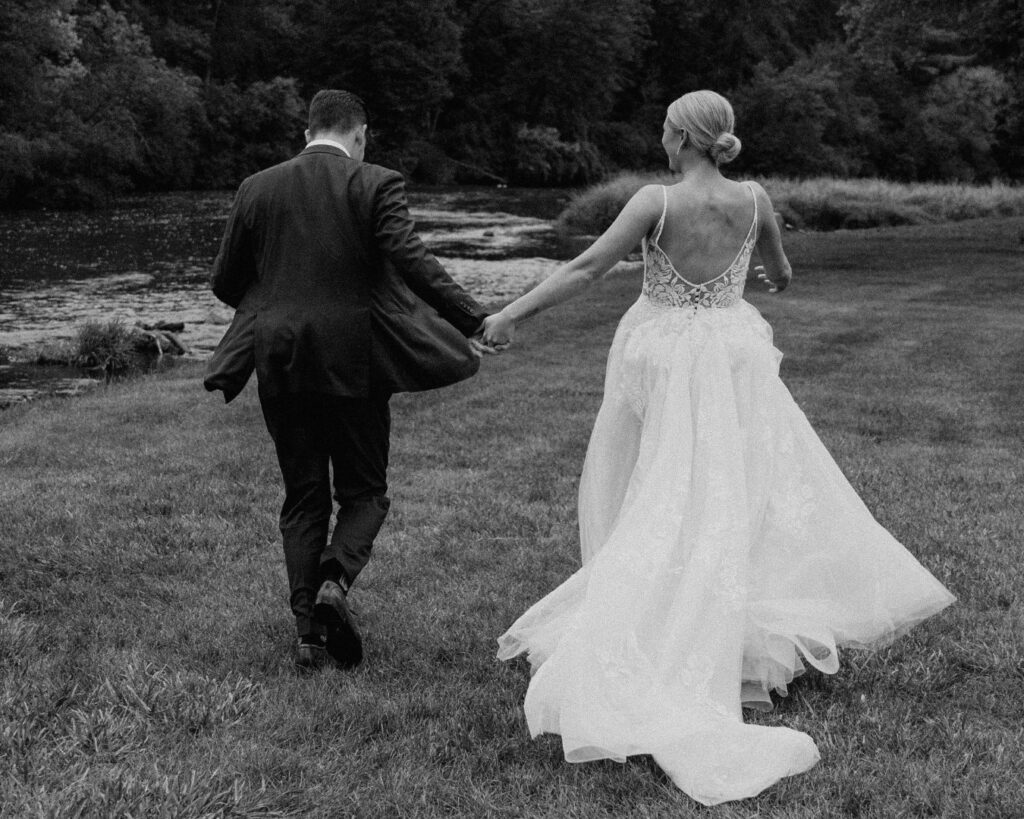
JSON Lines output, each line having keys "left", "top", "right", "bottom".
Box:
{"left": 308, "top": 90, "right": 368, "bottom": 136}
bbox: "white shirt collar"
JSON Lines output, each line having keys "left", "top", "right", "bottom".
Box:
{"left": 305, "top": 138, "right": 351, "bottom": 157}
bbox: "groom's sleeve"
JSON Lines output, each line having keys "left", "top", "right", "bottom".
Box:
{"left": 371, "top": 170, "right": 488, "bottom": 336}
{"left": 211, "top": 178, "right": 258, "bottom": 309}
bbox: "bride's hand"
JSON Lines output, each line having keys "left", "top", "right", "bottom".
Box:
{"left": 482, "top": 311, "right": 516, "bottom": 347}
{"left": 755, "top": 265, "right": 790, "bottom": 294}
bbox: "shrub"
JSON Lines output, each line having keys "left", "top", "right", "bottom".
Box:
{"left": 405, "top": 140, "right": 456, "bottom": 185}
{"left": 769, "top": 177, "right": 1024, "bottom": 229}
{"left": 556, "top": 172, "right": 673, "bottom": 235}
{"left": 512, "top": 126, "right": 605, "bottom": 186}
{"left": 74, "top": 320, "right": 138, "bottom": 372}
{"left": 556, "top": 172, "right": 1024, "bottom": 235}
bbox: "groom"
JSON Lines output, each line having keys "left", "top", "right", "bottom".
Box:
{"left": 209, "top": 89, "right": 491, "bottom": 671}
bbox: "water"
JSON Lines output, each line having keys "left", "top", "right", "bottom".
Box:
{"left": 0, "top": 187, "right": 572, "bottom": 407}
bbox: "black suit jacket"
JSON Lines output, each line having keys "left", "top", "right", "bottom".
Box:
{"left": 208, "top": 145, "right": 486, "bottom": 399}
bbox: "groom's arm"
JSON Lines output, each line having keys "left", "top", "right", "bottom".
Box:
{"left": 211, "top": 178, "right": 258, "bottom": 309}
{"left": 370, "top": 171, "right": 487, "bottom": 336}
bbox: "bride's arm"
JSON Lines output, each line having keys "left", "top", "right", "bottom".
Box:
{"left": 750, "top": 182, "right": 792, "bottom": 292}
{"left": 482, "top": 186, "right": 661, "bottom": 344}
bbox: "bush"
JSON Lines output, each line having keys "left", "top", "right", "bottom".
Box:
{"left": 511, "top": 125, "right": 605, "bottom": 186}
{"left": 556, "top": 172, "right": 673, "bottom": 235}
{"left": 404, "top": 140, "right": 456, "bottom": 185}
{"left": 556, "top": 172, "right": 1024, "bottom": 235}
{"left": 769, "top": 177, "right": 1024, "bottom": 229}
{"left": 590, "top": 120, "right": 662, "bottom": 174}
{"left": 74, "top": 320, "right": 138, "bottom": 372}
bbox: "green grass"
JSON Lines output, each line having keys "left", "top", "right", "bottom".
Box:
{"left": 558, "top": 172, "right": 1024, "bottom": 234}
{"left": 2, "top": 216, "right": 1023, "bottom": 817}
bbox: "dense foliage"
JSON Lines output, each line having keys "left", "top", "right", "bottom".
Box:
{"left": 1, "top": 0, "right": 1021, "bottom": 206}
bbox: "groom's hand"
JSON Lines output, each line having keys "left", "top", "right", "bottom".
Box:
{"left": 469, "top": 315, "right": 512, "bottom": 356}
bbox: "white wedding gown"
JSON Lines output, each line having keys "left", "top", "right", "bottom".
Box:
{"left": 497, "top": 184, "right": 955, "bottom": 805}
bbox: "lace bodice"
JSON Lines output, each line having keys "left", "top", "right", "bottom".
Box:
{"left": 642, "top": 183, "right": 758, "bottom": 310}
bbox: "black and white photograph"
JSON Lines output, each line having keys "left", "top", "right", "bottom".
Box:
{"left": 1, "top": 0, "right": 1021, "bottom": 815}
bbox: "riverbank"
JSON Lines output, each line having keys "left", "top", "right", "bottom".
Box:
{"left": 1, "top": 217, "right": 1022, "bottom": 816}
{"left": 0, "top": 187, "right": 569, "bottom": 406}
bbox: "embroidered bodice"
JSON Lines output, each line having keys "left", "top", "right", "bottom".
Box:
{"left": 642, "top": 183, "right": 758, "bottom": 310}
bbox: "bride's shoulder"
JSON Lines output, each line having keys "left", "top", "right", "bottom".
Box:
{"left": 742, "top": 179, "right": 772, "bottom": 201}
{"left": 740, "top": 180, "right": 775, "bottom": 216}
{"left": 632, "top": 183, "right": 666, "bottom": 202}
{"left": 624, "top": 183, "right": 667, "bottom": 218}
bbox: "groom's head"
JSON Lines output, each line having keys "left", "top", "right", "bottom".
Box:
{"left": 305, "top": 89, "right": 369, "bottom": 160}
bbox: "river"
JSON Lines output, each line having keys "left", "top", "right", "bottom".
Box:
{"left": 0, "top": 187, "right": 573, "bottom": 407}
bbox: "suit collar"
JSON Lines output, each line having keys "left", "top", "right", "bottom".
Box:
{"left": 300, "top": 144, "right": 355, "bottom": 160}
{"left": 305, "top": 138, "right": 351, "bottom": 156}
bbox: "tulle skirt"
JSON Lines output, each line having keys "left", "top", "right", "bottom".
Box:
{"left": 498, "top": 296, "right": 954, "bottom": 805}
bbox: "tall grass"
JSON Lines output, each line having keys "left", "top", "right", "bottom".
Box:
{"left": 557, "top": 173, "right": 1024, "bottom": 235}
{"left": 73, "top": 319, "right": 138, "bottom": 372}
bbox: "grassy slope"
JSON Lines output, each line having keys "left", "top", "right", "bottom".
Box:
{"left": 1, "top": 217, "right": 1022, "bottom": 817}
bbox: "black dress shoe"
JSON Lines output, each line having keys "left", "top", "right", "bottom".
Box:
{"left": 294, "top": 636, "right": 328, "bottom": 673}
{"left": 313, "top": 580, "right": 363, "bottom": 668}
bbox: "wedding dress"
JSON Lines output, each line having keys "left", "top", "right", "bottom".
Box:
{"left": 497, "top": 183, "right": 955, "bottom": 805}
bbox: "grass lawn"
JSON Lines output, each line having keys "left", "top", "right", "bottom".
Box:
{"left": 1, "top": 216, "right": 1022, "bottom": 817}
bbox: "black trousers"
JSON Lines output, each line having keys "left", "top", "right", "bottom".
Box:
{"left": 259, "top": 389, "right": 391, "bottom": 638}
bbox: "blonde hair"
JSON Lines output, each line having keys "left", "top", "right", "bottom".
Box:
{"left": 667, "top": 90, "right": 741, "bottom": 165}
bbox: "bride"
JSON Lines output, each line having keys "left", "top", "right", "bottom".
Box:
{"left": 480, "top": 90, "right": 955, "bottom": 805}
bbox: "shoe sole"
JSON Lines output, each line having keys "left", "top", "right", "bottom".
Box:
{"left": 313, "top": 599, "right": 363, "bottom": 669}
{"left": 294, "top": 646, "right": 328, "bottom": 674}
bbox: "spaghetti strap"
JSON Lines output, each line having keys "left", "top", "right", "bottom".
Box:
{"left": 642, "top": 181, "right": 761, "bottom": 292}
{"left": 652, "top": 185, "right": 668, "bottom": 243}
{"left": 745, "top": 181, "right": 758, "bottom": 240}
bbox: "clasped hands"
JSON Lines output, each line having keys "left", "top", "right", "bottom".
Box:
{"left": 469, "top": 310, "right": 515, "bottom": 357}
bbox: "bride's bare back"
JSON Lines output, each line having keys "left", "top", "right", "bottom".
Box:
{"left": 655, "top": 179, "right": 758, "bottom": 285}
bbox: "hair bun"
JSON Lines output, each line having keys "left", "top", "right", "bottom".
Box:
{"left": 709, "top": 132, "right": 741, "bottom": 164}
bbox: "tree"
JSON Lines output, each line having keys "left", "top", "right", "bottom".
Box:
{"left": 296, "top": 0, "right": 463, "bottom": 152}
{"left": 976, "top": 0, "right": 1024, "bottom": 176}
{"left": 441, "top": 0, "right": 651, "bottom": 181}
{"left": 0, "top": 0, "right": 81, "bottom": 128}
{"left": 0, "top": 1, "right": 203, "bottom": 206}
{"left": 67, "top": 3, "right": 203, "bottom": 189}
{"left": 919, "top": 66, "right": 1010, "bottom": 180}
{"left": 647, "top": 0, "right": 844, "bottom": 101}
{"left": 502, "top": 0, "right": 651, "bottom": 141}
{"left": 195, "top": 77, "right": 306, "bottom": 188}
{"left": 732, "top": 48, "right": 880, "bottom": 178}
{"left": 0, "top": 0, "right": 82, "bottom": 202}
{"left": 840, "top": 0, "right": 973, "bottom": 73}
